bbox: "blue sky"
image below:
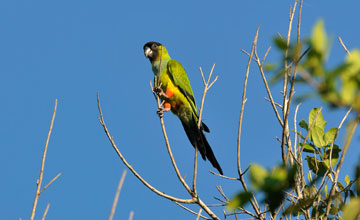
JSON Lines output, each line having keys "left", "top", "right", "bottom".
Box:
{"left": 1, "top": 1, "right": 359, "bottom": 219}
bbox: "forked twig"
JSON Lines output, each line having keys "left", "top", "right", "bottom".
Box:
{"left": 193, "top": 63, "right": 218, "bottom": 194}
{"left": 175, "top": 202, "right": 210, "bottom": 220}
{"left": 97, "top": 93, "right": 193, "bottom": 204}
{"left": 150, "top": 80, "right": 193, "bottom": 194}
{"left": 324, "top": 115, "right": 359, "bottom": 220}
{"left": 238, "top": 25, "right": 263, "bottom": 219}
{"left": 39, "top": 173, "right": 62, "bottom": 194}
{"left": 30, "top": 99, "right": 58, "bottom": 220}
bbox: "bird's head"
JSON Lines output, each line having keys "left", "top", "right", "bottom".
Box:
{"left": 143, "top": 41, "right": 169, "bottom": 63}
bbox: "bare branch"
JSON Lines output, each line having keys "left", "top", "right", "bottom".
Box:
{"left": 338, "top": 37, "right": 351, "bottom": 56}
{"left": 196, "top": 209, "right": 203, "bottom": 220}
{"left": 41, "top": 203, "right": 50, "bottom": 220}
{"left": 328, "top": 107, "right": 352, "bottom": 171}
{"left": 97, "top": 93, "right": 194, "bottom": 204}
{"left": 297, "top": 0, "right": 303, "bottom": 44}
{"left": 324, "top": 115, "right": 359, "bottom": 220}
{"left": 238, "top": 24, "right": 264, "bottom": 219}
{"left": 39, "top": 173, "right": 62, "bottom": 195}
{"left": 254, "top": 49, "right": 284, "bottom": 127}
{"left": 128, "top": 211, "right": 134, "bottom": 220}
{"left": 194, "top": 62, "right": 218, "bottom": 195}
{"left": 175, "top": 202, "right": 210, "bottom": 220}
{"left": 261, "top": 46, "right": 272, "bottom": 66}
{"left": 30, "top": 99, "right": 58, "bottom": 220}
{"left": 109, "top": 170, "right": 127, "bottom": 220}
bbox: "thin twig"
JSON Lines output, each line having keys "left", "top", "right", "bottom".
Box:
{"left": 297, "top": 0, "right": 303, "bottom": 44}
{"left": 209, "top": 166, "right": 249, "bottom": 180}
{"left": 196, "top": 209, "right": 203, "bottom": 220}
{"left": 278, "top": 0, "right": 298, "bottom": 169}
{"left": 324, "top": 115, "right": 359, "bottom": 220}
{"left": 194, "top": 63, "right": 217, "bottom": 195}
{"left": 328, "top": 107, "right": 352, "bottom": 171}
{"left": 193, "top": 147, "right": 199, "bottom": 196}
{"left": 109, "top": 170, "right": 127, "bottom": 220}
{"left": 41, "top": 203, "right": 50, "bottom": 220}
{"left": 254, "top": 48, "right": 284, "bottom": 127}
{"left": 238, "top": 24, "right": 263, "bottom": 219}
{"left": 338, "top": 37, "right": 351, "bottom": 56}
{"left": 175, "top": 202, "right": 210, "bottom": 220}
{"left": 97, "top": 93, "right": 194, "bottom": 204}
{"left": 30, "top": 99, "right": 58, "bottom": 220}
{"left": 128, "top": 211, "right": 134, "bottom": 220}
{"left": 39, "top": 173, "right": 62, "bottom": 194}
{"left": 264, "top": 97, "right": 283, "bottom": 108}
{"left": 150, "top": 81, "right": 193, "bottom": 194}
{"left": 293, "top": 103, "right": 302, "bottom": 158}
{"left": 261, "top": 46, "right": 272, "bottom": 66}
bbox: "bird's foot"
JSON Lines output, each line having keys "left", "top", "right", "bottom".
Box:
{"left": 153, "top": 86, "right": 169, "bottom": 99}
{"left": 157, "top": 106, "right": 170, "bottom": 118}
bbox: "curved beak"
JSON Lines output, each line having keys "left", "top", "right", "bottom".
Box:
{"left": 144, "top": 47, "right": 152, "bottom": 58}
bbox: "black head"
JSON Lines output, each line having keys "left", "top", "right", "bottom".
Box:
{"left": 143, "top": 41, "right": 162, "bottom": 62}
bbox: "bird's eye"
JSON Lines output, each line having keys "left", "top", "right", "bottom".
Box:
{"left": 152, "top": 44, "right": 158, "bottom": 50}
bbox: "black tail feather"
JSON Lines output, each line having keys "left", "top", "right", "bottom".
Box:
{"left": 180, "top": 118, "right": 223, "bottom": 175}
{"left": 200, "top": 131, "right": 223, "bottom": 175}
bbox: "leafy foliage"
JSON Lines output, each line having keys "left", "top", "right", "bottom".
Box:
{"left": 229, "top": 18, "right": 360, "bottom": 220}
{"left": 228, "top": 164, "right": 297, "bottom": 213}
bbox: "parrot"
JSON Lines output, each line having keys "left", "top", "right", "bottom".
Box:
{"left": 143, "top": 41, "right": 223, "bottom": 175}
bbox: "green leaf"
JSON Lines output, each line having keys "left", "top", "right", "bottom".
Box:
{"left": 285, "top": 198, "right": 313, "bottom": 216}
{"left": 311, "top": 19, "right": 327, "bottom": 54}
{"left": 349, "top": 190, "right": 356, "bottom": 198}
{"left": 341, "top": 80, "right": 357, "bottom": 105}
{"left": 345, "top": 175, "right": 350, "bottom": 186}
{"left": 329, "top": 204, "right": 339, "bottom": 215}
{"left": 324, "top": 184, "right": 328, "bottom": 198}
{"left": 311, "top": 206, "right": 325, "bottom": 218}
{"left": 341, "top": 50, "right": 360, "bottom": 105}
{"left": 355, "top": 162, "right": 360, "bottom": 196}
{"left": 271, "top": 166, "right": 288, "bottom": 182}
{"left": 337, "top": 182, "right": 345, "bottom": 191}
{"left": 324, "top": 128, "right": 338, "bottom": 145}
{"left": 227, "top": 191, "right": 252, "bottom": 210}
{"left": 306, "top": 156, "right": 318, "bottom": 174}
{"left": 342, "top": 198, "right": 360, "bottom": 220}
{"left": 299, "top": 119, "right": 309, "bottom": 130}
{"left": 323, "top": 145, "right": 341, "bottom": 168}
{"left": 294, "top": 130, "right": 306, "bottom": 140}
{"left": 307, "top": 171, "right": 312, "bottom": 182}
{"left": 303, "top": 144, "right": 316, "bottom": 153}
{"left": 308, "top": 108, "right": 326, "bottom": 130}
{"left": 264, "top": 63, "right": 277, "bottom": 71}
{"left": 250, "top": 164, "right": 269, "bottom": 190}
{"left": 318, "top": 161, "right": 329, "bottom": 176}
{"left": 311, "top": 126, "right": 326, "bottom": 147}
{"left": 274, "top": 37, "right": 288, "bottom": 50}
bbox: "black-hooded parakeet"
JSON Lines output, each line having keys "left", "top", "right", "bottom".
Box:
{"left": 143, "top": 41, "right": 223, "bottom": 175}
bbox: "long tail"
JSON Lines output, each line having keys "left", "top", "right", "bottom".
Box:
{"left": 180, "top": 117, "right": 223, "bottom": 175}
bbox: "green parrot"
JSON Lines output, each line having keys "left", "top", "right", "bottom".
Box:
{"left": 143, "top": 41, "right": 223, "bottom": 175}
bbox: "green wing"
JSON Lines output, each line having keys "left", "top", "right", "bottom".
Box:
{"left": 167, "top": 59, "right": 197, "bottom": 113}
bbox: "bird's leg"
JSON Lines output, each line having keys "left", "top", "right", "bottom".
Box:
{"left": 157, "top": 101, "right": 171, "bottom": 118}
{"left": 153, "top": 83, "right": 169, "bottom": 99}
